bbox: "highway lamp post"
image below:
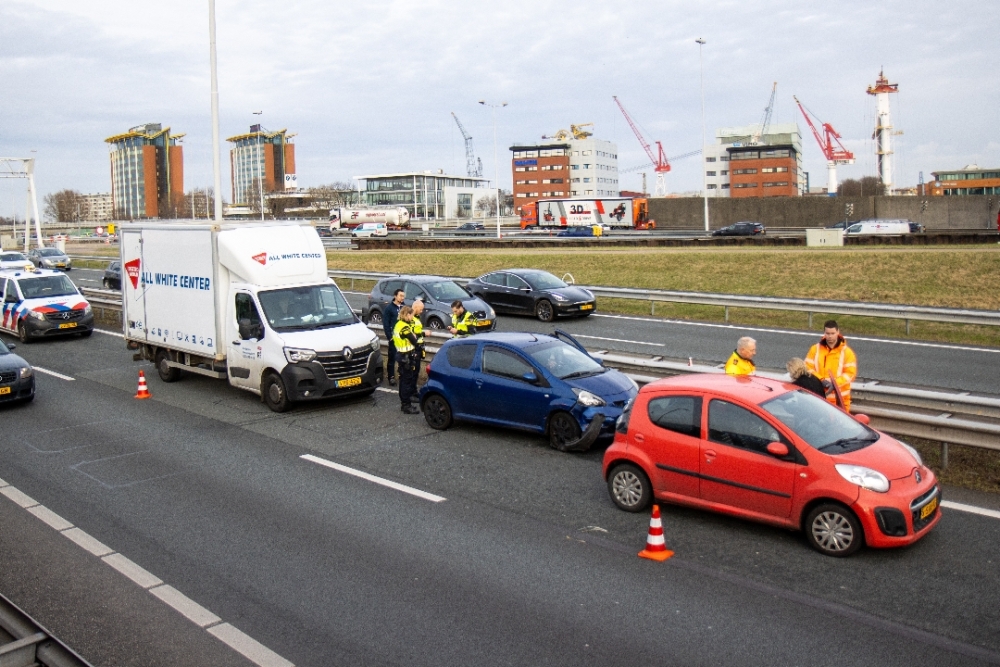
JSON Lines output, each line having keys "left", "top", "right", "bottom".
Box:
{"left": 253, "top": 111, "right": 264, "bottom": 221}
{"left": 208, "top": 0, "right": 223, "bottom": 221}
{"left": 696, "top": 37, "right": 709, "bottom": 234}
{"left": 479, "top": 100, "right": 507, "bottom": 239}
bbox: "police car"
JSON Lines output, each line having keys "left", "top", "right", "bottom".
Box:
{"left": 0, "top": 268, "right": 95, "bottom": 343}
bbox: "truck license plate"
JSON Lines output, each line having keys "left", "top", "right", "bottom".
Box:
{"left": 58, "top": 323, "right": 78, "bottom": 329}
{"left": 336, "top": 376, "right": 362, "bottom": 388}
{"left": 0, "top": 387, "right": 10, "bottom": 395}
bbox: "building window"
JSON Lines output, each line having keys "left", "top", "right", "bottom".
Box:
{"left": 583, "top": 178, "right": 591, "bottom": 183}
{"left": 763, "top": 181, "right": 790, "bottom": 187}
{"left": 571, "top": 178, "right": 580, "bottom": 183}
{"left": 527, "top": 166, "right": 538, "bottom": 171}
{"left": 721, "top": 170, "right": 728, "bottom": 175}
{"left": 582, "top": 164, "right": 591, "bottom": 169}
{"left": 516, "top": 193, "right": 528, "bottom": 198}
{"left": 705, "top": 157, "right": 716, "bottom": 162}
{"left": 721, "top": 184, "right": 730, "bottom": 189}
{"left": 515, "top": 167, "right": 526, "bottom": 172}
{"left": 720, "top": 155, "right": 729, "bottom": 161}
{"left": 516, "top": 180, "right": 528, "bottom": 185}
{"left": 707, "top": 184, "right": 717, "bottom": 189}
{"left": 733, "top": 168, "right": 758, "bottom": 175}
{"left": 732, "top": 182, "right": 758, "bottom": 188}
{"left": 571, "top": 165, "right": 580, "bottom": 170}
{"left": 583, "top": 150, "right": 592, "bottom": 156}
{"left": 584, "top": 190, "right": 593, "bottom": 194}
{"left": 706, "top": 171, "right": 716, "bottom": 177}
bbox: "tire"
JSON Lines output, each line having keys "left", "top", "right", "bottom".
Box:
{"left": 427, "top": 317, "right": 445, "bottom": 330}
{"left": 547, "top": 411, "right": 581, "bottom": 451}
{"left": 17, "top": 322, "right": 31, "bottom": 344}
{"left": 535, "top": 299, "right": 555, "bottom": 323}
{"left": 368, "top": 309, "right": 383, "bottom": 326}
{"left": 422, "top": 393, "right": 453, "bottom": 430}
{"left": 262, "top": 372, "right": 291, "bottom": 412}
{"left": 155, "top": 349, "right": 181, "bottom": 382}
{"left": 805, "top": 503, "right": 864, "bottom": 557}
{"left": 607, "top": 463, "right": 652, "bottom": 512}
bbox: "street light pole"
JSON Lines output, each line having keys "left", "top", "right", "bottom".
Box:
{"left": 253, "top": 111, "right": 264, "bottom": 221}
{"left": 696, "top": 37, "right": 709, "bottom": 233}
{"left": 208, "top": 0, "right": 223, "bottom": 221}
{"left": 479, "top": 100, "right": 507, "bottom": 239}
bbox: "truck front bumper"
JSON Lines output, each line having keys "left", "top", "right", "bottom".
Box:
{"left": 280, "top": 349, "right": 383, "bottom": 402}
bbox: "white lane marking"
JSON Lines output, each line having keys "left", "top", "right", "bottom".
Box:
{"left": 942, "top": 500, "right": 1000, "bottom": 520}
{"left": 301, "top": 454, "right": 446, "bottom": 503}
{"left": 376, "top": 387, "right": 395, "bottom": 394}
{"left": 102, "top": 553, "right": 163, "bottom": 589}
{"left": 77, "top": 278, "right": 99, "bottom": 283}
{"left": 27, "top": 505, "right": 74, "bottom": 531}
{"left": 33, "top": 366, "right": 76, "bottom": 381}
{"left": 572, "top": 333, "right": 664, "bottom": 347}
{"left": 0, "top": 476, "right": 7, "bottom": 487}
{"left": 150, "top": 584, "right": 223, "bottom": 627}
{"left": 591, "top": 313, "right": 1000, "bottom": 353}
{"left": 62, "top": 527, "right": 114, "bottom": 556}
{"left": 94, "top": 328, "right": 124, "bottom": 338}
{"left": 208, "top": 624, "right": 296, "bottom": 667}
{"left": 0, "top": 486, "right": 39, "bottom": 508}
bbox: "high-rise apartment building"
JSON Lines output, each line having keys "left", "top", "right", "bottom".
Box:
{"left": 510, "top": 137, "right": 618, "bottom": 214}
{"left": 105, "top": 123, "right": 184, "bottom": 219}
{"left": 703, "top": 123, "right": 803, "bottom": 198}
{"left": 227, "top": 126, "right": 296, "bottom": 206}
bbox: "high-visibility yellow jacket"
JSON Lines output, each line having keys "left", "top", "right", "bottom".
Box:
{"left": 392, "top": 319, "right": 416, "bottom": 353}
{"left": 452, "top": 310, "right": 475, "bottom": 336}
{"left": 806, "top": 336, "right": 857, "bottom": 410}
{"left": 724, "top": 350, "right": 755, "bottom": 376}
{"left": 411, "top": 315, "right": 425, "bottom": 356}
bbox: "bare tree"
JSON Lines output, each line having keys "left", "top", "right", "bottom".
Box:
{"left": 838, "top": 176, "right": 886, "bottom": 197}
{"left": 43, "top": 190, "right": 86, "bottom": 222}
{"left": 308, "top": 182, "right": 358, "bottom": 208}
{"left": 475, "top": 193, "right": 497, "bottom": 217}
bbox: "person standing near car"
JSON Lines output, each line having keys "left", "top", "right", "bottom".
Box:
{"left": 448, "top": 300, "right": 475, "bottom": 337}
{"left": 786, "top": 357, "right": 826, "bottom": 397}
{"left": 805, "top": 320, "right": 858, "bottom": 411}
{"left": 383, "top": 288, "right": 405, "bottom": 386}
{"left": 393, "top": 306, "right": 420, "bottom": 414}
{"left": 725, "top": 336, "right": 756, "bottom": 375}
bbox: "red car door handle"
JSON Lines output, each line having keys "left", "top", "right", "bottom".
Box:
{"left": 634, "top": 433, "right": 645, "bottom": 443}
{"left": 704, "top": 449, "right": 716, "bottom": 462}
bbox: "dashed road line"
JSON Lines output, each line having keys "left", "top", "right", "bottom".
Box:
{"left": 102, "top": 553, "right": 163, "bottom": 588}
{"left": 301, "top": 453, "right": 446, "bottom": 502}
{"left": 94, "top": 328, "right": 124, "bottom": 338}
{"left": 62, "top": 527, "right": 114, "bottom": 556}
{"left": 149, "top": 585, "right": 222, "bottom": 627}
{"left": 942, "top": 500, "right": 1000, "bottom": 520}
{"left": 33, "top": 366, "right": 76, "bottom": 381}
{"left": 0, "top": 485, "right": 38, "bottom": 508}
{"left": 208, "top": 624, "right": 295, "bottom": 667}
{"left": 27, "top": 505, "right": 73, "bottom": 531}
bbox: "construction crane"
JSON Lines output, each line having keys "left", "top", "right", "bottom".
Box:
{"left": 749, "top": 82, "right": 778, "bottom": 145}
{"left": 541, "top": 123, "right": 594, "bottom": 141}
{"left": 793, "top": 95, "right": 855, "bottom": 196}
{"left": 613, "top": 96, "right": 670, "bottom": 196}
{"left": 451, "top": 112, "right": 483, "bottom": 178}
{"left": 620, "top": 149, "right": 702, "bottom": 174}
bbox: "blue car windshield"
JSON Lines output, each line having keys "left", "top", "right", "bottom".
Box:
{"left": 527, "top": 341, "right": 603, "bottom": 379}
{"left": 761, "top": 390, "right": 877, "bottom": 453}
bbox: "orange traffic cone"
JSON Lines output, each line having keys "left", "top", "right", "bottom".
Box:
{"left": 135, "top": 370, "right": 151, "bottom": 399}
{"left": 638, "top": 504, "right": 673, "bottom": 561}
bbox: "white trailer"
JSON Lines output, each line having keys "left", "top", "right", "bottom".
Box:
{"left": 535, "top": 198, "right": 635, "bottom": 228}
{"left": 121, "top": 221, "right": 382, "bottom": 411}
{"left": 329, "top": 207, "right": 410, "bottom": 230}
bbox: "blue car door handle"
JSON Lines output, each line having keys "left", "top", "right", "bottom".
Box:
{"left": 475, "top": 379, "right": 483, "bottom": 388}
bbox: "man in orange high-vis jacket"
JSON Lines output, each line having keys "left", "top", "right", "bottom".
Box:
{"left": 805, "top": 320, "right": 858, "bottom": 411}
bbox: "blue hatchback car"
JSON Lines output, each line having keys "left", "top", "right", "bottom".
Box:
{"left": 419, "top": 331, "right": 637, "bottom": 451}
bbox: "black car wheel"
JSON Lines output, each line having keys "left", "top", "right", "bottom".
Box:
{"left": 535, "top": 299, "right": 555, "bottom": 322}
{"left": 262, "top": 372, "right": 291, "bottom": 412}
{"left": 427, "top": 317, "right": 445, "bottom": 330}
{"left": 607, "top": 463, "right": 652, "bottom": 512}
{"left": 155, "top": 349, "right": 181, "bottom": 382}
{"left": 548, "top": 411, "right": 581, "bottom": 451}
{"left": 17, "top": 322, "right": 31, "bottom": 344}
{"left": 805, "top": 503, "right": 864, "bottom": 557}
{"left": 422, "top": 393, "right": 452, "bottom": 430}
{"left": 368, "top": 309, "right": 383, "bottom": 326}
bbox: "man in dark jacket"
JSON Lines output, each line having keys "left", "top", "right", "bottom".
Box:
{"left": 383, "top": 288, "right": 405, "bottom": 386}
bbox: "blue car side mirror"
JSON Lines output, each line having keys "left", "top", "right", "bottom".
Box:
{"left": 522, "top": 371, "right": 539, "bottom": 384}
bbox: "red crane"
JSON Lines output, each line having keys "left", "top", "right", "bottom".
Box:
{"left": 613, "top": 96, "right": 670, "bottom": 196}
{"left": 793, "top": 95, "right": 855, "bottom": 196}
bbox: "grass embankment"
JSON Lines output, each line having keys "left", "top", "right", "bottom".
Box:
{"left": 329, "top": 246, "right": 1000, "bottom": 347}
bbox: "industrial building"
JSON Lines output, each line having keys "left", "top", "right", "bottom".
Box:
{"left": 105, "top": 123, "right": 184, "bottom": 219}
{"left": 925, "top": 167, "right": 1000, "bottom": 196}
{"left": 510, "top": 133, "right": 618, "bottom": 213}
{"left": 703, "top": 123, "right": 804, "bottom": 198}
{"left": 227, "top": 126, "right": 296, "bottom": 206}
{"left": 354, "top": 171, "right": 489, "bottom": 220}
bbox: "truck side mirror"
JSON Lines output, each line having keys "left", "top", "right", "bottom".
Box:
{"left": 238, "top": 318, "right": 253, "bottom": 340}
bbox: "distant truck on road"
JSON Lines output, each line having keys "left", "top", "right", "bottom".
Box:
{"left": 329, "top": 207, "right": 410, "bottom": 231}
{"left": 519, "top": 197, "right": 656, "bottom": 230}
{"left": 121, "top": 221, "right": 382, "bottom": 411}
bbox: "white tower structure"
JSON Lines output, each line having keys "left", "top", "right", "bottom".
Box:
{"left": 866, "top": 70, "right": 898, "bottom": 194}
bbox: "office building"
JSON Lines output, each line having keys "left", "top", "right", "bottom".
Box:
{"left": 703, "top": 123, "right": 803, "bottom": 198}
{"left": 80, "top": 193, "right": 113, "bottom": 222}
{"left": 510, "top": 137, "right": 618, "bottom": 214}
{"left": 925, "top": 166, "right": 1000, "bottom": 196}
{"left": 227, "top": 126, "right": 296, "bottom": 206}
{"left": 105, "top": 123, "right": 184, "bottom": 219}
{"left": 355, "top": 171, "right": 489, "bottom": 220}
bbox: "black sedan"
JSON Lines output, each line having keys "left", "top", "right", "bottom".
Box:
{"left": 0, "top": 339, "right": 34, "bottom": 405}
{"left": 456, "top": 222, "right": 485, "bottom": 231}
{"left": 712, "top": 221, "right": 765, "bottom": 236}
{"left": 466, "top": 269, "right": 596, "bottom": 322}
{"left": 103, "top": 260, "right": 121, "bottom": 290}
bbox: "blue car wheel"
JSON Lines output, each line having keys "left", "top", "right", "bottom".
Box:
{"left": 548, "top": 411, "right": 581, "bottom": 451}
{"left": 422, "top": 393, "right": 452, "bottom": 430}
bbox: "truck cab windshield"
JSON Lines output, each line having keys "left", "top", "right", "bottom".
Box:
{"left": 258, "top": 284, "right": 356, "bottom": 332}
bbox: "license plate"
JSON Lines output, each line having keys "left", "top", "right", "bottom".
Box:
{"left": 920, "top": 496, "right": 938, "bottom": 520}
{"left": 0, "top": 387, "right": 10, "bottom": 395}
{"left": 58, "top": 322, "right": 78, "bottom": 329}
{"left": 580, "top": 304, "right": 594, "bottom": 310}
{"left": 477, "top": 320, "right": 492, "bottom": 327}
{"left": 336, "top": 376, "right": 362, "bottom": 388}
{"left": 56, "top": 263, "right": 66, "bottom": 267}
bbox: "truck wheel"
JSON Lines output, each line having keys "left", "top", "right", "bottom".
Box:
{"left": 155, "top": 349, "right": 181, "bottom": 382}
{"left": 263, "top": 372, "right": 291, "bottom": 412}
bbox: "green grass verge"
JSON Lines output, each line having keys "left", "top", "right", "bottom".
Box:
{"left": 911, "top": 439, "right": 1000, "bottom": 494}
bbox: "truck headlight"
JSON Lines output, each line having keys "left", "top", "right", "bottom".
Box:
{"left": 28, "top": 310, "right": 46, "bottom": 321}
{"left": 284, "top": 347, "right": 317, "bottom": 363}
{"left": 573, "top": 388, "right": 605, "bottom": 407}
{"left": 835, "top": 464, "right": 890, "bottom": 493}
{"left": 369, "top": 336, "right": 380, "bottom": 352}
{"left": 20, "top": 366, "right": 33, "bottom": 379}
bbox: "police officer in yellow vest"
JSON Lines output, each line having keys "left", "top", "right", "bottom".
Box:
{"left": 411, "top": 298, "right": 426, "bottom": 357}
{"left": 393, "top": 305, "right": 421, "bottom": 414}
{"left": 725, "top": 336, "right": 757, "bottom": 375}
{"left": 449, "top": 300, "right": 476, "bottom": 337}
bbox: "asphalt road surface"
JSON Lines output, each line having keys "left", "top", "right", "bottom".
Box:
{"left": 1, "top": 326, "right": 1000, "bottom": 666}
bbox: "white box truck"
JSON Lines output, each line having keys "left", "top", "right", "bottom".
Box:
{"left": 121, "top": 221, "right": 382, "bottom": 411}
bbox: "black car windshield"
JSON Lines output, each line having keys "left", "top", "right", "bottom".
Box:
{"left": 258, "top": 284, "right": 356, "bottom": 332}
{"left": 37, "top": 249, "right": 65, "bottom": 257}
{"left": 761, "top": 390, "right": 877, "bottom": 453}
{"left": 18, "top": 275, "right": 79, "bottom": 299}
{"left": 522, "top": 272, "right": 567, "bottom": 290}
{"left": 423, "top": 280, "right": 468, "bottom": 301}
{"left": 527, "top": 340, "right": 603, "bottom": 379}
{"left": 1, "top": 252, "right": 26, "bottom": 261}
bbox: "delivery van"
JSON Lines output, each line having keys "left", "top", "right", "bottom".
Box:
{"left": 121, "top": 221, "right": 382, "bottom": 412}
{"left": 351, "top": 222, "right": 388, "bottom": 238}
{"left": 844, "top": 220, "right": 911, "bottom": 236}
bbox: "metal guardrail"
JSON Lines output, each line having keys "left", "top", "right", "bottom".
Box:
{"left": 77, "top": 288, "right": 1000, "bottom": 453}
{"left": 0, "top": 593, "right": 94, "bottom": 667}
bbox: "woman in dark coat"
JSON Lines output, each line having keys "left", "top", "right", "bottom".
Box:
{"left": 786, "top": 357, "right": 826, "bottom": 397}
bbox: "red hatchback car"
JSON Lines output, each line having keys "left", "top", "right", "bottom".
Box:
{"left": 603, "top": 374, "right": 941, "bottom": 556}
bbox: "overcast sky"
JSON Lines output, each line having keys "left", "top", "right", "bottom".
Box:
{"left": 1, "top": 0, "right": 997, "bottom": 210}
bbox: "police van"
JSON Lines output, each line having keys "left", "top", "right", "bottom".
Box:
{"left": 0, "top": 267, "right": 95, "bottom": 343}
